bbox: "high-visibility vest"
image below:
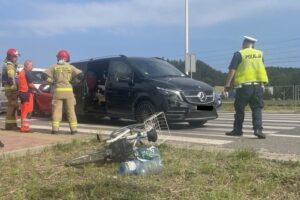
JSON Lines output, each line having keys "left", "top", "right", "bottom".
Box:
{"left": 234, "top": 48, "right": 269, "bottom": 86}
{"left": 18, "top": 69, "right": 29, "bottom": 92}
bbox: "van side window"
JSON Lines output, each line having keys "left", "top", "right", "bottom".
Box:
{"left": 109, "top": 61, "right": 132, "bottom": 82}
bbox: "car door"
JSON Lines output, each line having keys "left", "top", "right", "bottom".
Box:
{"left": 35, "top": 84, "right": 53, "bottom": 114}
{"left": 106, "top": 59, "right": 135, "bottom": 115}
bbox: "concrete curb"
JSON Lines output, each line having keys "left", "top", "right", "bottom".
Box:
{"left": 0, "top": 135, "right": 94, "bottom": 159}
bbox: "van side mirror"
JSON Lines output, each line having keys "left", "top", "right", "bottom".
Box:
{"left": 39, "top": 84, "right": 51, "bottom": 93}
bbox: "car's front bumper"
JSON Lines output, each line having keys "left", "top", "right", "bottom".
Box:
{"left": 164, "top": 102, "right": 218, "bottom": 122}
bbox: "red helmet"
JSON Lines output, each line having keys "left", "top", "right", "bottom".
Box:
{"left": 56, "top": 49, "right": 70, "bottom": 62}
{"left": 7, "top": 48, "right": 20, "bottom": 61}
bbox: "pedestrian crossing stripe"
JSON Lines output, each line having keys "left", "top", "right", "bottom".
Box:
{"left": 217, "top": 118, "right": 300, "bottom": 123}
{"left": 159, "top": 135, "right": 233, "bottom": 145}
{"left": 220, "top": 112, "right": 300, "bottom": 116}
{"left": 30, "top": 125, "right": 234, "bottom": 145}
{"left": 205, "top": 123, "right": 294, "bottom": 130}
{"left": 1, "top": 112, "right": 300, "bottom": 145}
{"left": 196, "top": 127, "right": 277, "bottom": 134}
{"left": 28, "top": 123, "right": 300, "bottom": 143}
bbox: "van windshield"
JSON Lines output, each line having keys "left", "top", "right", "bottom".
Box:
{"left": 129, "top": 58, "right": 186, "bottom": 78}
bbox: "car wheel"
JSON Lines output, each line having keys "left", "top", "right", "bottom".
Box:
{"left": 32, "top": 103, "right": 42, "bottom": 117}
{"left": 188, "top": 120, "right": 207, "bottom": 127}
{"left": 135, "top": 100, "right": 156, "bottom": 123}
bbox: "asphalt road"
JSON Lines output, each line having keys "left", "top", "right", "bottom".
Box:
{"left": 1, "top": 112, "right": 300, "bottom": 160}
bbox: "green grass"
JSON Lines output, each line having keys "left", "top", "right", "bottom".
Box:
{"left": 0, "top": 140, "right": 300, "bottom": 200}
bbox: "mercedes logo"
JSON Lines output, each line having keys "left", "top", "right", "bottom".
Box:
{"left": 197, "top": 92, "right": 207, "bottom": 103}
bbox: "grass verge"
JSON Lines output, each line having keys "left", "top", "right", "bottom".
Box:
{"left": 0, "top": 140, "right": 300, "bottom": 200}
{"left": 221, "top": 100, "right": 300, "bottom": 113}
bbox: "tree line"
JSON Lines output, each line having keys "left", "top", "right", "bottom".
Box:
{"left": 168, "top": 59, "right": 300, "bottom": 86}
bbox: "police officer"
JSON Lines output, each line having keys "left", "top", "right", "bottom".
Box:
{"left": 224, "top": 36, "right": 269, "bottom": 139}
{"left": 18, "top": 60, "right": 39, "bottom": 132}
{"left": 2, "top": 48, "right": 20, "bottom": 130}
{"left": 45, "top": 50, "right": 83, "bottom": 134}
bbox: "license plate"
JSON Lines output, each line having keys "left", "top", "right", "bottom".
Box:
{"left": 197, "top": 105, "right": 213, "bottom": 111}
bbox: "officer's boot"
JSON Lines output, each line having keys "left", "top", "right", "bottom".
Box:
{"left": 254, "top": 129, "right": 266, "bottom": 139}
{"left": 226, "top": 115, "right": 243, "bottom": 136}
{"left": 225, "top": 129, "right": 243, "bottom": 136}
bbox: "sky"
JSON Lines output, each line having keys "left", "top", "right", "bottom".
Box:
{"left": 0, "top": 0, "right": 300, "bottom": 72}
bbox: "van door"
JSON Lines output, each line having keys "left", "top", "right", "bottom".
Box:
{"left": 106, "top": 59, "right": 135, "bottom": 115}
{"left": 83, "top": 60, "right": 109, "bottom": 113}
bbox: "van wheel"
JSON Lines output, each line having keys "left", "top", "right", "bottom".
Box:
{"left": 188, "top": 120, "right": 207, "bottom": 127}
{"left": 135, "top": 101, "right": 156, "bottom": 123}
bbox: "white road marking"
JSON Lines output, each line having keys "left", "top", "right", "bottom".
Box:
{"left": 194, "top": 127, "right": 277, "bottom": 134}
{"left": 269, "top": 134, "right": 300, "bottom": 138}
{"left": 31, "top": 124, "right": 233, "bottom": 145}
{"left": 2, "top": 112, "right": 300, "bottom": 144}
{"left": 171, "top": 131, "right": 300, "bottom": 139}
{"left": 217, "top": 118, "right": 300, "bottom": 123}
{"left": 220, "top": 112, "right": 300, "bottom": 116}
{"left": 170, "top": 131, "right": 257, "bottom": 139}
{"left": 159, "top": 135, "right": 233, "bottom": 145}
{"left": 30, "top": 125, "right": 111, "bottom": 135}
{"left": 205, "top": 123, "right": 294, "bottom": 130}
{"left": 31, "top": 124, "right": 300, "bottom": 140}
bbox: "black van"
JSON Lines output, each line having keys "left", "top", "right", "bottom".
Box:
{"left": 71, "top": 55, "right": 220, "bottom": 126}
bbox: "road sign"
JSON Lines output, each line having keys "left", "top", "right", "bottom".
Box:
{"left": 185, "top": 53, "right": 196, "bottom": 75}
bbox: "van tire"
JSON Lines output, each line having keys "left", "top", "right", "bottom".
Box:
{"left": 135, "top": 100, "right": 156, "bottom": 123}
{"left": 188, "top": 120, "right": 207, "bottom": 127}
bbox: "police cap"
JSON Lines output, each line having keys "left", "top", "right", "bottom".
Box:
{"left": 243, "top": 36, "right": 257, "bottom": 43}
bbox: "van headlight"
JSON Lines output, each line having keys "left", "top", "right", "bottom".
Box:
{"left": 156, "top": 87, "right": 183, "bottom": 101}
{"left": 214, "top": 92, "right": 222, "bottom": 107}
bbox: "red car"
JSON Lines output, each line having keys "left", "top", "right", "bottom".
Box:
{"left": 34, "top": 84, "right": 52, "bottom": 116}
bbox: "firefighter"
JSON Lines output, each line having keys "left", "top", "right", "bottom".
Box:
{"left": 18, "top": 60, "right": 39, "bottom": 132}
{"left": 45, "top": 50, "right": 83, "bottom": 134}
{"left": 224, "top": 36, "right": 269, "bottom": 139}
{"left": 2, "top": 48, "right": 20, "bottom": 130}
